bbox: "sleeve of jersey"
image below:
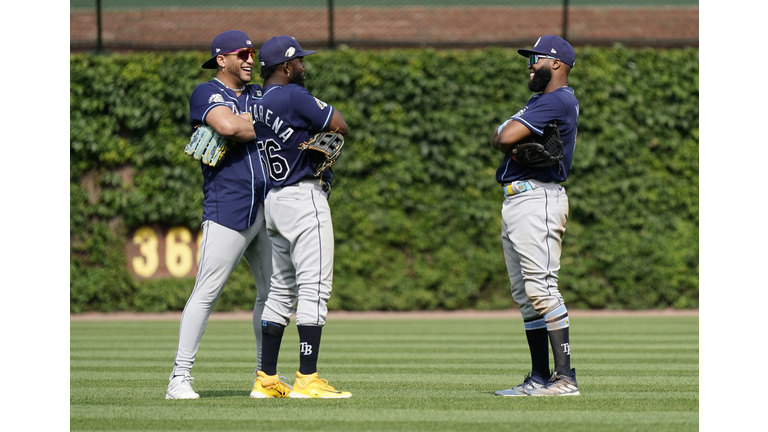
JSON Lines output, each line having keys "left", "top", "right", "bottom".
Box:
{"left": 514, "top": 94, "right": 566, "bottom": 136}
{"left": 189, "top": 82, "right": 227, "bottom": 128}
{"left": 291, "top": 87, "right": 335, "bottom": 131}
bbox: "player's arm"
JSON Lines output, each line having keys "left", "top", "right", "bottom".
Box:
{"left": 325, "top": 109, "right": 348, "bottom": 135}
{"left": 205, "top": 106, "right": 256, "bottom": 142}
{"left": 491, "top": 119, "right": 534, "bottom": 154}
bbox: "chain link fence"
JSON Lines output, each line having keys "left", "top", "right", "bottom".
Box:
{"left": 70, "top": 0, "right": 698, "bottom": 52}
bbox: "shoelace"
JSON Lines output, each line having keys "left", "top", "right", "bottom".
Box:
{"left": 275, "top": 382, "right": 290, "bottom": 395}
{"left": 262, "top": 378, "right": 286, "bottom": 390}
{"left": 313, "top": 379, "right": 338, "bottom": 391}
{"left": 173, "top": 376, "right": 194, "bottom": 390}
{"left": 258, "top": 380, "right": 289, "bottom": 396}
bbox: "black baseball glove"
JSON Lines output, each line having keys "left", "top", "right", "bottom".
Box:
{"left": 299, "top": 131, "right": 345, "bottom": 177}
{"left": 509, "top": 122, "right": 564, "bottom": 168}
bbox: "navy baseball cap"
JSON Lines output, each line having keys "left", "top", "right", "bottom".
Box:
{"left": 518, "top": 35, "right": 576, "bottom": 68}
{"left": 258, "top": 36, "right": 316, "bottom": 68}
{"left": 202, "top": 30, "right": 254, "bottom": 69}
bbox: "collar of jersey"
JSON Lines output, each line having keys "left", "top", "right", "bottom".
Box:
{"left": 259, "top": 85, "right": 284, "bottom": 98}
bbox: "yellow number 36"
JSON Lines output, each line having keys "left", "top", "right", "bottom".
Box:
{"left": 129, "top": 226, "right": 202, "bottom": 279}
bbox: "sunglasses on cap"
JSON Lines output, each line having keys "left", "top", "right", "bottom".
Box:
{"left": 528, "top": 54, "right": 558, "bottom": 66}
{"left": 223, "top": 48, "right": 256, "bottom": 62}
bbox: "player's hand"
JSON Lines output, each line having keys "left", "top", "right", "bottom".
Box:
{"left": 238, "top": 112, "right": 254, "bottom": 124}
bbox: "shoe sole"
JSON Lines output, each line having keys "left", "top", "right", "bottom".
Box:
{"left": 165, "top": 394, "right": 199, "bottom": 399}
{"left": 288, "top": 391, "right": 352, "bottom": 399}
{"left": 251, "top": 392, "right": 280, "bottom": 399}
{"left": 529, "top": 391, "right": 580, "bottom": 396}
{"left": 250, "top": 391, "right": 286, "bottom": 399}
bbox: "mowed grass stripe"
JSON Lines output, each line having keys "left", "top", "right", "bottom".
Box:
{"left": 71, "top": 316, "right": 698, "bottom": 432}
{"left": 71, "top": 409, "right": 697, "bottom": 432}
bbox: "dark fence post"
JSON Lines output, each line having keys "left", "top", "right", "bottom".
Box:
{"left": 562, "top": 0, "right": 569, "bottom": 40}
{"left": 328, "top": 0, "right": 336, "bottom": 49}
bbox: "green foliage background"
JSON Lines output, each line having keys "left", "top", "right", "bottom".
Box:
{"left": 69, "top": 46, "right": 699, "bottom": 313}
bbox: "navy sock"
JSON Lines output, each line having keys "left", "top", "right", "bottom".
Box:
{"left": 543, "top": 305, "right": 572, "bottom": 377}
{"left": 524, "top": 317, "right": 550, "bottom": 379}
{"left": 548, "top": 327, "right": 572, "bottom": 376}
{"left": 297, "top": 325, "right": 322, "bottom": 375}
{"left": 260, "top": 321, "right": 285, "bottom": 376}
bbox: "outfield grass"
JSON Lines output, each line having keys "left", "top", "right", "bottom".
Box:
{"left": 70, "top": 315, "right": 698, "bottom": 431}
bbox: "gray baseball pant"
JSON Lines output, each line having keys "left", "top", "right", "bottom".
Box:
{"left": 501, "top": 180, "right": 569, "bottom": 320}
{"left": 171, "top": 204, "right": 272, "bottom": 377}
{"left": 261, "top": 180, "right": 333, "bottom": 327}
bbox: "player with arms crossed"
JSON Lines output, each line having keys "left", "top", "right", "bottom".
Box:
{"left": 247, "top": 36, "right": 351, "bottom": 399}
{"left": 491, "top": 35, "right": 581, "bottom": 396}
{"left": 166, "top": 30, "right": 273, "bottom": 399}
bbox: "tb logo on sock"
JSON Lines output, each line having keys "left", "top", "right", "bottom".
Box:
{"left": 300, "top": 342, "right": 313, "bottom": 355}
{"left": 561, "top": 343, "right": 571, "bottom": 355}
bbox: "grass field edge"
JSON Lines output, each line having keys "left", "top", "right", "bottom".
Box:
{"left": 70, "top": 308, "right": 699, "bottom": 321}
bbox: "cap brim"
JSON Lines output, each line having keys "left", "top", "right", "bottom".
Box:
{"left": 517, "top": 48, "right": 548, "bottom": 58}
{"left": 260, "top": 49, "right": 317, "bottom": 68}
{"left": 202, "top": 56, "right": 218, "bottom": 69}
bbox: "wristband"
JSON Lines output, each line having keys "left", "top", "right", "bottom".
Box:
{"left": 497, "top": 119, "right": 512, "bottom": 135}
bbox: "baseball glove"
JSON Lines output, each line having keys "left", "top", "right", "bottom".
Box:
{"left": 509, "top": 122, "right": 564, "bottom": 168}
{"left": 185, "top": 124, "right": 231, "bottom": 167}
{"left": 298, "top": 131, "right": 345, "bottom": 177}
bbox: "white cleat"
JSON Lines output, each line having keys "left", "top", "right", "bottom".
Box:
{"left": 166, "top": 373, "right": 200, "bottom": 399}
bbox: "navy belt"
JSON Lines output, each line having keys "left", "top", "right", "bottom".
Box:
{"left": 287, "top": 179, "right": 332, "bottom": 195}
{"left": 301, "top": 178, "right": 331, "bottom": 196}
{"left": 320, "top": 180, "right": 331, "bottom": 195}
{"left": 502, "top": 181, "right": 536, "bottom": 197}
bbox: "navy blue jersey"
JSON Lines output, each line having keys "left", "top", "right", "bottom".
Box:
{"left": 248, "top": 84, "right": 335, "bottom": 186}
{"left": 189, "top": 81, "right": 269, "bottom": 231}
{"left": 496, "top": 87, "right": 579, "bottom": 184}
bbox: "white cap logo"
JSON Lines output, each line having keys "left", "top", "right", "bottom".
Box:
{"left": 551, "top": 48, "right": 557, "bottom": 54}
{"left": 285, "top": 47, "right": 296, "bottom": 57}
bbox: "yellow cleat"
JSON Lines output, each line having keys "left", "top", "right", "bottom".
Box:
{"left": 288, "top": 372, "right": 352, "bottom": 398}
{"left": 250, "top": 371, "right": 291, "bottom": 398}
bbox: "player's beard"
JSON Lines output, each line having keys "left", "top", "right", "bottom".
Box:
{"left": 226, "top": 62, "right": 251, "bottom": 86}
{"left": 528, "top": 65, "right": 552, "bottom": 93}
{"left": 290, "top": 71, "right": 305, "bottom": 87}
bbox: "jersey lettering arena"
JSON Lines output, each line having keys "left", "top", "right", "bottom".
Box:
{"left": 496, "top": 87, "right": 580, "bottom": 184}
{"left": 189, "top": 81, "right": 269, "bottom": 230}
{"left": 249, "top": 84, "right": 335, "bottom": 186}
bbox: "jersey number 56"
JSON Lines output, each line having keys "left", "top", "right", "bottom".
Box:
{"left": 258, "top": 139, "right": 290, "bottom": 182}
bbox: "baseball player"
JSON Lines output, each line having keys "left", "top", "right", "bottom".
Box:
{"left": 247, "top": 36, "right": 351, "bottom": 398}
{"left": 491, "top": 35, "right": 580, "bottom": 396}
{"left": 165, "top": 30, "right": 274, "bottom": 400}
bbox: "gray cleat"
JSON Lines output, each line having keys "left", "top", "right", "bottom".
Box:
{"left": 527, "top": 369, "right": 580, "bottom": 396}
{"left": 495, "top": 373, "right": 547, "bottom": 396}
